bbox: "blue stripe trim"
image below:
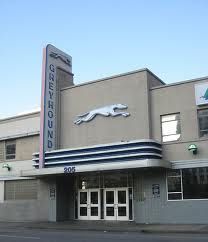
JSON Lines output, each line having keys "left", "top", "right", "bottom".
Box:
{"left": 34, "top": 148, "right": 162, "bottom": 164}
{"left": 34, "top": 154, "right": 161, "bottom": 168}
{"left": 33, "top": 139, "right": 163, "bottom": 169}
{"left": 33, "top": 141, "right": 161, "bottom": 158}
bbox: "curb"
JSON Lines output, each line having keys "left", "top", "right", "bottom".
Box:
{"left": 140, "top": 229, "right": 208, "bottom": 234}
{"left": 1, "top": 223, "right": 208, "bottom": 235}
{"left": 24, "top": 226, "right": 143, "bottom": 233}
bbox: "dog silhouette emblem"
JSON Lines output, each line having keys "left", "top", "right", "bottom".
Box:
{"left": 74, "top": 104, "right": 130, "bottom": 125}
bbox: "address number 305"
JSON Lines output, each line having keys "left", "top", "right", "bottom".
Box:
{"left": 64, "top": 166, "right": 76, "bottom": 173}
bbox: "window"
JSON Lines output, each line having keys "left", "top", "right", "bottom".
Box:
{"left": 167, "top": 170, "right": 182, "bottom": 200}
{"left": 167, "top": 168, "right": 208, "bottom": 200}
{"left": 198, "top": 109, "right": 208, "bottom": 137}
{"left": 5, "top": 140, "right": 16, "bottom": 160}
{"left": 183, "top": 168, "right": 208, "bottom": 199}
{"left": 4, "top": 179, "right": 37, "bottom": 200}
{"left": 161, "top": 113, "right": 181, "bottom": 142}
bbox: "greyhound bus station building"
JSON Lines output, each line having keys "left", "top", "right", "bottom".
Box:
{"left": 0, "top": 45, "right": 208, "bottom": 224}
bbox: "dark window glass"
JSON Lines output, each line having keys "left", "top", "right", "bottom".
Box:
{"left": 91, "top": 207, "right": 98, "bottom": 216}
{"left": 100, "top": 189, "right": 104, "bottom": 219}
{"left": 104, "top": 172, "right": 128, "bottom": 188}
{"left": 5, "top": 140, "right": 16, "bottom": 160}
{"left": 167, "top": 170, "right": 182, "bottom": 200}
{"left": 118, "top": 207, "right": 126, "bottom": 216}
{"left": 75, "top": 192, "right": 78, "bottom": 219}
{"left": 80, "top": 192, "right": 87, "bottom": 204}
{"left": 129, "top": 188, "right": 133, "bottom": 220}
{"left": 106, "top": 207, "right": 114, "bottom": 216}
{"left": 168, "top": 170, "right": 181, "bottom": 176}
{"left": 79, "top": 174, "right": 99, "bottom": 189}
{"left": 198, "top": 109, "right": 208, "bottom": 137}
{"left": 90, "top": 192, "right": 98, "bottom": 204}
{"left": 167, "top": 177, "right": 181, "bottom": 192}
{"left": 118, "top": 191, "right": 126, "bottom": 204}
{"left": 80, "top": 207, "right": 87, "bottom": 216}
{"left": 168, "top": 193, "right": 182, "bottom": 200}
{"left": 182, "top": 168, "right": 208, "bottom": 199}
{"left": 106, "top": 191, "right": 114, "bottom": 204}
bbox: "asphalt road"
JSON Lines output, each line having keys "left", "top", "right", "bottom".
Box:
{"left": 0, "top": 229, "right": 207, "bottom": 242}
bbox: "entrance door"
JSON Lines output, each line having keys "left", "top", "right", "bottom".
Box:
{"left": 104, "top": 188, "right": 129, "bottom": 221}
{"left": 104, "top": 189, "right": 116, "bottom": 220}
{"left": 78, "top": 189, "right": 100, "bottom": 220}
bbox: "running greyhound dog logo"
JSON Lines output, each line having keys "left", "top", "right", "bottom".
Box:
{"left": 50, "top": 51, "right": 72, "bottom": 67}
{"left": 74, "top": 104, "right": 130, "bottom": 125}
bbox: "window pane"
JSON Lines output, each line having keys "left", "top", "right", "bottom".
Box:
{"left": 6, "top": 144, "right": 16, "bottom": 154}
{"left": 198, "top": 109, "right": 208, "bottom": 116}
{"left": 106, "top": 191, "right": 114, "bottom": 204}
{"left": 168, "top": 193, "right": 182, "bottom": 200}
{"left": 200, "top": 130, "right": 208, "bottom": 137}
{"left": 161, "top": 114, "right": 180, "bottom": 122}
{"left": 198, "top": 109, "right": 208, "bottom": 137}
{"left": 6, "top": 154, "right": 15, "bottom": 160}
{"left": 5, "top": 141, "right": 16, "bottom": 160}
{"left": 162, "top": 120, "right": 181, "bottom": 136}
{"left": 80, "top": 192, "right": 87, "bottom": 204}
{"left": 163, "top": 134, "right": 181, "bottom": 142}
{"left": 183, "top": 168, "right": 208, "bottom": 199}
{"left": 90, "top": 192, "right": 98, "bottom": 204}
{"left": 167, "top": 170, "right": 181, "bottom": 177}
{"left": 118, "top": 191, "right": 126, "bottom": 204}
{"left": 79, "top": 174, "right": 99, "bottom": 189}
{"left": 167, "top": 177, "right": 181, "bottom": 192}
{"left": 199, "top": 117, "right": 208, "bottom": 130}
{"left": 104, "top": 173, "right": 127, "bottom": 188}
{"left": 128, "top": 188, "right": 133, "bottom": 220}
{"left": 80, "top": 207, "right": 87, "bottom": 216}
{"left": 118, "top": 207, "right": 126, "bottom": 216}
{"left": 106, "top": 207, "right": 114, "bottom": 216}
{"left": 161, "top": 114, "right": 181, "bottom": 142}
{"left": 91, "top": 207, "right": 98, "bottom": 216}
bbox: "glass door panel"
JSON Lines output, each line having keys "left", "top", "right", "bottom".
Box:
{"left": 118, "top": 190, "right": 126, "bottom": 204}
{"left": 106, "top": 191, "right": 114, "bottom": 204}
{"left": 89, "top": 189, "right": 100, "bottom": 220}
{"left": 90, "top": 191, "right": 98, "bottom": 204}
{"left": 78, "top": 190, "right": 88, "bottom": 220}
{"left": 104, "top": 189, "right": 116, "bottom": 220}
{"left": 117, "top": 188, "right": 129, "bottom": 221}
{"left": 80, "top": 192, "right": 87, "bottom": 204}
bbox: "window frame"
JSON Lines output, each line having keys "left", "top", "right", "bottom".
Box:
{"left": 167, "top": 169, "right": 208, "bottom": 201}
{"left": 197, "top": 108, "right": 208, "bottom": 138}
{"left": 5, "top": 140, "right": 16, "bottom": 160}
{"left": 166, "top": 170, "right": 183, "bottom": 201}
{"left": 161, "top": 113, "right": 181, "bottom": 143}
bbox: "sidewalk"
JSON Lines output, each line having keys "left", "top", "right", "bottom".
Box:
{"left": 0, "top": 221, "right": 208, "bottom": 234}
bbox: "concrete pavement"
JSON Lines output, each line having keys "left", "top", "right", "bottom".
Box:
{"left": 0, "top": 221, "right": 208, "bottom": 234}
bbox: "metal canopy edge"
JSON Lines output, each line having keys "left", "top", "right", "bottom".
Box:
{"left": 21, "top": 159, "right": 171, "bottom": 177}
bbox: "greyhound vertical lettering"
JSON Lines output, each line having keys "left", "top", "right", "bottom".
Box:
{"left": 47, "top": 64, "right": 55, "bottom": 149}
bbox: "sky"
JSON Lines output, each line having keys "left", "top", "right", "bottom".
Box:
{"left": 0, "top": 0, "right": 208, "bottom": 118}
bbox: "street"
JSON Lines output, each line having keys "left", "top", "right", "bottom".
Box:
{"left": 0, "top": 229, "right": 207, "bottom": 242}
